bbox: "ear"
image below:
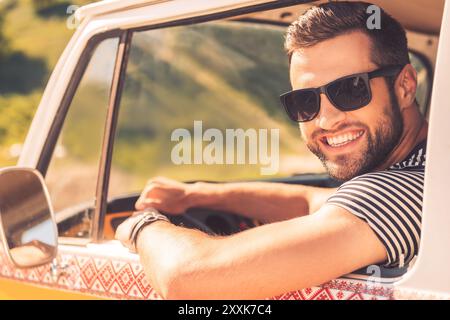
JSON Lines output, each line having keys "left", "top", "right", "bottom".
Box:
{"left": 394, "top": 64, "right": 418, "bottom": 110}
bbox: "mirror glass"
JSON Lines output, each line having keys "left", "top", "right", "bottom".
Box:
{"left": 0, "top": 168, "right": 57, "bottom": 267}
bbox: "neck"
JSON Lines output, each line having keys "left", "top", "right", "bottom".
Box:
{"left": 377, "top": 104, "right": 428, "bottom": 171}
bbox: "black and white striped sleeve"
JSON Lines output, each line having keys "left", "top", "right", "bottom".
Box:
{"left": 325, "top": 169, "right": 424, "bottom": 268}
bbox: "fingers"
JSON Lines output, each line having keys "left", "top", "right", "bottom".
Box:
{"left": 135, "top": 180, "right": 162, "bottom": 209}
{"left": 135, "top": 198, "right": 162, "bottom": 210}
{"left": 147, "top": 176, "right": 172, "bottom": 186}
{"left": 135, "top": 176, "right": 186, "bottom": 213}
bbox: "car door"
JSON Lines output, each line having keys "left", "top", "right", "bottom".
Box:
{"left": 0, "top": 0, "right": 436, "bottom": 300}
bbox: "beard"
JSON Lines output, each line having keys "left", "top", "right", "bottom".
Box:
{"left": 306, "top": 88, "right": 404, "bottom": 182}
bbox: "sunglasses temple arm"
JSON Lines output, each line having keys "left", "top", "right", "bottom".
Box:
{"left": 368, "top": 65, "right": 404, "bottom": 79}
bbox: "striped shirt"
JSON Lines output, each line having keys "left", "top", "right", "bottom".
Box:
{"left": 326, "top": 140, "right": 427, "bottom": 268}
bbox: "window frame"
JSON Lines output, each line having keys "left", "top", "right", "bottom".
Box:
{"left": 39, "top": 30, "right": 124, "bottom": 243}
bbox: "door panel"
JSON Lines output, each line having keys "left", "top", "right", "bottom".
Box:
{"left": 0, "top": 244, "right": 161, "bottom": 300}
{"left": 0, "top": 277, "right": 103, "bottom": 300}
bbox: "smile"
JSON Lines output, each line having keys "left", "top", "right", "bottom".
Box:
{"left": 323, "top": 130, "right": 365, "bottom": 148}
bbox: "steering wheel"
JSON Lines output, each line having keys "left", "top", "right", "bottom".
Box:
{"left": 106, "top": 193, "right": 259, "bottom": 237}
{"left": 167, "top": 212, "right": 217, "bottom": 235}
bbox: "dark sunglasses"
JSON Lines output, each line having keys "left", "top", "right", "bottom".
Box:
{"left": 279, "top": 65, "right": 404, "bottom": 122}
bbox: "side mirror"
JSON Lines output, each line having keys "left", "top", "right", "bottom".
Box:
{"left": 0, "top": 167, "right": 57, "bottom": 268}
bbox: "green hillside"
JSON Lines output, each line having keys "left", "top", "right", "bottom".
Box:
{"left": 0, "top": 0, "right": 92, "bottom": 166}
{"left": 49, "top": 20, "right": 318, "bottom": 194}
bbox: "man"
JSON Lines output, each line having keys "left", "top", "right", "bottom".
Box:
{"left": 116, "top": 1, "right": 428, "bottom": 299}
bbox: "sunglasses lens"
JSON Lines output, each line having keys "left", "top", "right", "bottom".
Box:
{"left": 282, "top": 90, "right": 319, "bottom": 122}
{"left": 327, "top": 75, "right": 370, "bottom": 110}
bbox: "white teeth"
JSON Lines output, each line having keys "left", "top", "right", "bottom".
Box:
{"left": 326, "top": 131, "right": 363, "bottom": 147}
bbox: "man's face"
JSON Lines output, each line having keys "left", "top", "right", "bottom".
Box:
{"left": 290, "top": 31, "right": 403, "bottom": 181}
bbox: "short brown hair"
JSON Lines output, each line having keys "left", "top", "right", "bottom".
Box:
{"left": 284, "top": 1, "right": 410, "bottom": 67}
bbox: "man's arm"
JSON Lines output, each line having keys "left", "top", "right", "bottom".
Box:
{"left": 116, "top": 204, "right": 387, "bottom": 299}
{"left": 135, "top": 177, "right": 337, "bottom": 223}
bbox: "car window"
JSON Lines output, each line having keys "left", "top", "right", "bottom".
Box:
{"left": 108, "top": 20, "right": 324, "bottom": 199}
{"left": 107, "top": 20, "right": 434, "bottom": 200}
{"left": 45, "top": 37, "right": 119, "bottom": 238}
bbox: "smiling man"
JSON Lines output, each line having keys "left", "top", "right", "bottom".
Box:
{"left": 116, "top": 1, "right": 428, "bottom": 299}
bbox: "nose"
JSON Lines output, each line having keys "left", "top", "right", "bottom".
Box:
{"left": 315, "top": 93, "right": 346, "bottom": 130}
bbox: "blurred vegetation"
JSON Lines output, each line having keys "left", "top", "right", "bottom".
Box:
{"left": 34, "top": 0, "right": 76, "bottom": 18}
{"left": 32, "top": 0, "right": 59, "bottom": 9}
{"left": 0, "top": 16, "right": 7, "bottom": 60}
{"left": 107, "top": 22, "right": 315, "bottom": 193}
{"left": 46, "top": 21, "right": 311, "bottom": 197}
{"left": 0, "top": 0, "right": 92, "bottom": 166}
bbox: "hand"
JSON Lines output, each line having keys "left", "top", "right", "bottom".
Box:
{"left": 115, "top": 211, "right": 171, "bottom": 253}
{"left": 115, "top": 212, "right": 143, "bottom": 252}
{"left": 135, "top": 176, "right": 194, "bottom": 214}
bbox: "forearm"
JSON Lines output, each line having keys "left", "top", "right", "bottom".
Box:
{"left": 135, "top": 221, "right": 218, "bottom": 298}
{"left": 135, "top": 220, "right": 283, "bottom": 300}
{"left": 135, "top": 207, "right": 386, "bottom": 300}
{"left": 187, "top": 181, "right": 320, "bottom": 223}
